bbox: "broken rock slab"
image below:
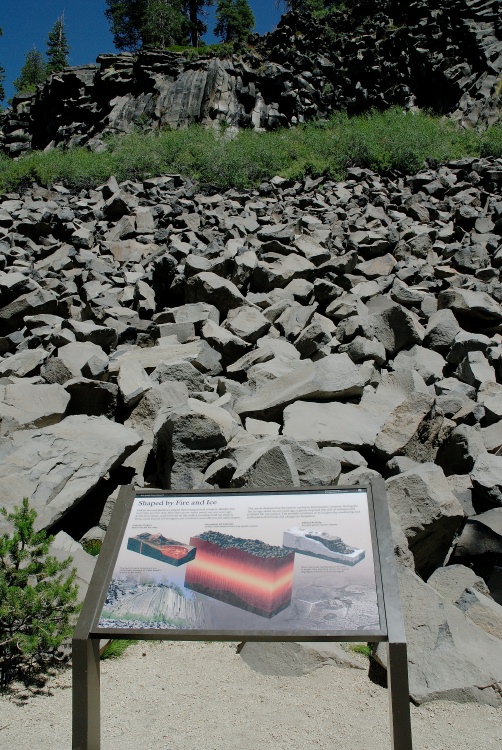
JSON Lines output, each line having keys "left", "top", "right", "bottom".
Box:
{"left": 0, "top": 415, "right": 142, "bottom": 533}
{"left": 230, "top": 443, "right": 300, "bottom": 489}
{"left": 50, "top": 531, "right": 97, "bottom": 604}
{"left": 471, "top": 453, "right": 502, "bottom": 507}
{"left": 109, "top": 338, "right": 222, "bottom": 376}
{"left": 374, "top": 392, "right": 444, "bottom": 463}
{"left": 235, "top": 353, "right": 371, "bottom": 420}
{"left": 238, "top": 641, "right": 364, "bottom": 676}
{"left": 386, "top": 462, "right": 465, "bottom": 578}
{"left": 283, "top": 400, "right": 381, "bottom": 449}
{"left": 374, "top": 565, "right": 502, "bottom": 706}
{"left": 0, "top": 381, "right": 69, "bottom": 432}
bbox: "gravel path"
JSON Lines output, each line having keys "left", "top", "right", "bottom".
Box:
{"left": 1, "top": 640, "right": 501, "bottom": 750}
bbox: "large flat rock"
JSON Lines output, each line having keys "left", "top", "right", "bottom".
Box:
{"left": 0, "top": 382, "right": 70, "bottom": 431}
{"left": 109, "top": 339, "right": 221, "bottom": 376}
{"left": 235, "top": 353, "right": 371, "bottom": 419}
{"left": 375, "top": 565, "right": 502, "bottom": 706}
{"left": 0, "top": 415, "right": 142, "bottom": 532}
{"left": 283, "top": 400, "right": 381, "bottom": 448}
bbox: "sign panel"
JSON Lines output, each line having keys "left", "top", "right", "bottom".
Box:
{"left": 94, "top": 487, "right": 384, "bottom": 638}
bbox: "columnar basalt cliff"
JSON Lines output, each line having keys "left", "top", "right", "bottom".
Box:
{"left": 2, "top": 0, "right": 502, "bottom": 155}
{"left": 3, "top": 0, "right": 502, "bottom": 707}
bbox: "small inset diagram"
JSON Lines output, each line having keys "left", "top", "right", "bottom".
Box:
{"left": 127, "top": 532, "right": 196, "bottom": 566}
{"left": 185, "top": 531, "right": 295, "bottom": 618}
{"left": 283, "top": 528, "right": 365, "bottom": 566}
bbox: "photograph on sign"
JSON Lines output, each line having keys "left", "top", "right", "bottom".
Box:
{"left": 96, "top": 489, "right": 380, "bottom": 635}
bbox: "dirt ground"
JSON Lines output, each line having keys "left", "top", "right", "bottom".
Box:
{"left": 1, "top": 640, "right": 501, "bottom": 750}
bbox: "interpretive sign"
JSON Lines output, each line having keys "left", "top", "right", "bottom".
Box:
{"left": 73, "top": 482, "right": 413, "bottom": 750}
{"left": 95, "top": 487, "right": 383, "bottom": 638}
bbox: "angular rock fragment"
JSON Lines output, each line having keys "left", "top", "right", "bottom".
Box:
{"left": 374, "top": 392, "right": 441, "bottom": 462}
{"left": 0, "top": 416, "right": 142, "bottom": 532}
{"left": 283, "top": 400, "right": 380, "bottom": 449}
{"left": 374, "top": 566, "right": 502, "bottom": 706}
{"left": 185, "top": 271, "right": 245, "bottom": 317}
{"left": 386, "top": 463, "right": 464, "bottom": 577}
{"left": 117, "top": 360, "right": 152, "bottom": 407}
{"left": 0, "top": 382, "right": 69, "bottom": 432}
{"left": 235, "top": 353, "right": 370, "bottom": 420}
{"left": 471, "top": 454, "right": 502, "bottom": 507}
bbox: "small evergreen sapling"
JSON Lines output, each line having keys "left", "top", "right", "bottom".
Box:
{"left": 46, "top": 15, "right": 70, "bottom": 74}
{"left": 0, "top": 498, "right": 80, "bottom": 691}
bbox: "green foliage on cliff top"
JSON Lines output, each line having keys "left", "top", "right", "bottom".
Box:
{"left": 0, "top": 108, "right": 499, "bottom": 192}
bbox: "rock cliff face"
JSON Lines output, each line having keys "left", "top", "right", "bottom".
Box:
{"left": 2, "top": 0, "right": 502, "bottom": 155}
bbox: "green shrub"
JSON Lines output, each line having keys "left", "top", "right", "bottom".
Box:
{"left": 480, "top": 123, "right": 502, "bottom": 159}
{"left": 0, "top": 499, "right": 80, "bottom": 691}
{"left": 0, "top": 107, "right": 497, "bottom": 193}
{"left": 82, "top": 539, "right": 102, "bottom": 557}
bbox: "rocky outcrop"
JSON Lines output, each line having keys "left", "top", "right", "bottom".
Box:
{"left": 3, "top": 155, "right": 502, "bottom": 700}
{"left": 3, "top": 0, "right": 502, "bottom": 154}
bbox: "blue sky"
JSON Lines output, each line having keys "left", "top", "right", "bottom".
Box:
{"left": 1, "top": 0, "right": 283, "bottom": 103}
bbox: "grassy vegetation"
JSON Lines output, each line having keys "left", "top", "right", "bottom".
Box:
{"left": 100, "top": 639, "right": 138, "bottom": 660}
{"left": 81, "top": 539, "right": 102, "bottom": 557}
{"left": 349, "top": 643, "right": 373, "bottom": 658}
{"left": 0, "top": 107, "right": 500, "bottom": 193}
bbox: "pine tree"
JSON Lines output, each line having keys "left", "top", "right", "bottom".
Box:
{"left": 143, "top": 0, "right": 188, "bottom": 47}
{"left": 105, "top": 0, "right": 212, "bottom": 49}
{"left": 214, "top": 0, "right": 254, "bottom": 43}
{"left": 0, "top": 27, "right": 6, "bottom": 103}
{"left": 105, "top": 0, "right": 145, "bottom": 51}
{"left": 13, "top": 48, "right": 48, "bottom": 95}
{"left": 184, "top": 0, "right": 212, "bottom": 48}
{"left": 0, "top": 499, "right": 80, "bottom": 691}
{"left": 46, "top": 15, "right": 70, "bottom": 74}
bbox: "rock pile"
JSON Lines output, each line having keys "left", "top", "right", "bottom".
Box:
{"left": 2, "top": 0, "right": 502, "bottom": 154}
{"left": 3, "top": 157, "right": 502, "bottom": 701}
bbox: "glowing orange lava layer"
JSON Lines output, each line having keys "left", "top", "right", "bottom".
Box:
{"left": 127, "top": 533, "right": 196, "bottom": 566}
{"left": 185, "top": 536, "right": 295, "bottom": 618}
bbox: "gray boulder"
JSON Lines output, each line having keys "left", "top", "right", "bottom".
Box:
{"left": 0, "top": 415, "right": 142, "bottom": 533}
{"left": 436, "top": 424, "right": 487, "bottom": 476}
{"left": 283, "top": 400, "right": 380, "bottom": 449}
{"left": 471, "top": 453, "right": 502, "bottom": 507}
{"left": 50, "top": 532, "right": 97, "bottom": 604}
{"left": 185, "top": 271, "right": 245, "bottom": 317}
{"left": 423, "top": 309, "right": 461, "bottom": 352}
{"left": 235, "top": 353, "right": 371, "bottom": 419}
{"left": 0, "top": 382, "right": 69, "bottom": 432}
{"left": 231, "top": 443, "right": 300, "bottom": 488}
{"left": 438, "top": 287, "right": 502, "bottom": 323}
{"left": 428, "top": 565, "right": 491, "bottom": 601}
{"left": 374, "top": 565, "right": 502, "bottom": 706}
{"left": 0, "top": 348, "right": 49, "bottom": 377}
{"left": 374, "top": 392, "right": 442, "bottom": 462}
{"left": 371, "top": 301, "right": 424, "bottom": 356}
{"left": 117, "top": 360, "right": 152, "bottom": 407}
{"left": 386, "top": 462, "right": 465, "bottom": 577}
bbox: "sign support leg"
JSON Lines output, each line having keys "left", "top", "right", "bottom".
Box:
{"left": 387, "top": 641, "right": 413, "bottom": 750}
{"left": 72, "top": 637, "right": 101, "bottom": 750}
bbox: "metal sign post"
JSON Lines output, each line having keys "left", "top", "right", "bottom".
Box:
{"left": 72, "top": 480, "right": 412, "bottom": 750}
